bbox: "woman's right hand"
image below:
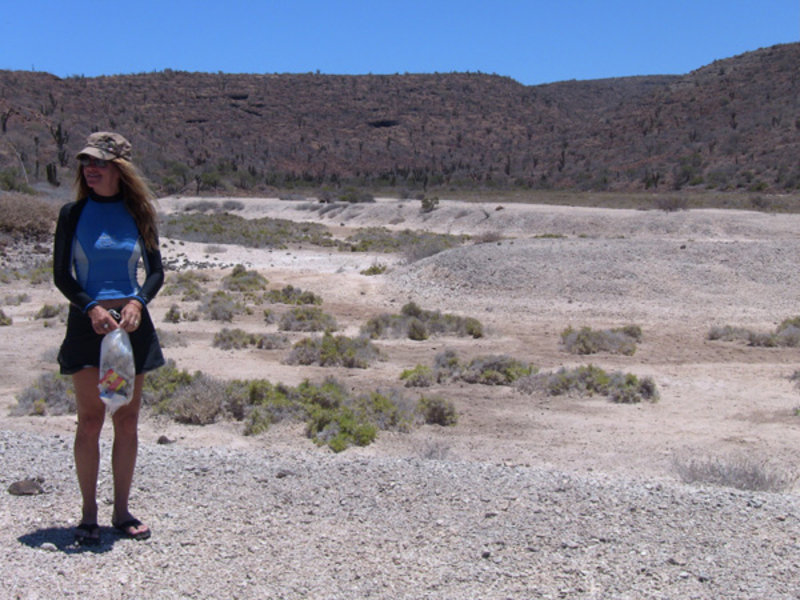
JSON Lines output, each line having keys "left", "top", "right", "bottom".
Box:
{"left": 88, "top": 306, "right": 119, "bottom": 335}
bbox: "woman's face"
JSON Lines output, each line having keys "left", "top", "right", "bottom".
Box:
{"left": 82, "top": 158, "right": 121, "bottom": 196}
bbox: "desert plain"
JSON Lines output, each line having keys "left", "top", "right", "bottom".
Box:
{"left": 2, "top": 194, "right": 800, "bottom": 599}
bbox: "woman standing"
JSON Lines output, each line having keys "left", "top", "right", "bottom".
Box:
{"left": 53, "top": 132, "right": 164, "bottom": 545}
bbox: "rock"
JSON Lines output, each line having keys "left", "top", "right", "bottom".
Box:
{"left": 8, "top": 478, "right": 45, "bottom": 495}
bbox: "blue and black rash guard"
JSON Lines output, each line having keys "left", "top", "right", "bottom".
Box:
{"left": 53, "top": 194, "right": 163, "bottom": 313}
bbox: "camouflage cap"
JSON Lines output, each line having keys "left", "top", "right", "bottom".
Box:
{"left": 76, "top": 131, "right": 132, "bottom": 161}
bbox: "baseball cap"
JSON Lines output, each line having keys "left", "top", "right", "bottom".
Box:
{"left": 76, "top": 131, "right": 132, "bottom": 161}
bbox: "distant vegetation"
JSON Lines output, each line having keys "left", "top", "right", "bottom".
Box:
{"left": 3, "top": 44, "right": 800, "bottom": 198}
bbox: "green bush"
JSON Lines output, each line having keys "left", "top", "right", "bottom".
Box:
{"left": 286, "top": 332, "right": 380, "bottom": 368}
{"left": 710, "top": 316, "right": 800, "bottom": 348}
{"left": 362, "top": 302, "right": 483, "bottom": 341}
{"left": 266, "top": 285, "right": 322, "bottom": 305}
{"left": 223, "top": 264, "right": 268, "bottom": 292}
{"left": 400, "top": 365, "right": 434, "bottom": 387}
{"left": 0, "top": 309, "right": 11, "bottom": 326}
{"left": 35, "top": 304, "right": 65, "bottom": 320}
{"left": 13, "top": 372, "right": 76, "bottom": 416}
{"left": 279, "top": 306, "right": 337, "bottom": 332}
{"left": 162, "top": 270, "right": 209, "bottom": 301}
{"left": 673, "top": 452, "right": 798, "bottom": 492}
{"left": 561, "top": 325, "right": 640, "bottom": 356}
{"left": 201, "top": 290, "right": 243, "bottom": 322}
{"left": 531, "top": 364, "right": 659, "bottom": 403}
{"left": 360, "top": 263, "right": 387, "bottom": 276}
{"left": 0, "top": 193, "right": 56, "bottom": 241}
{"left": 160, "top": 213, "right": 335, "bottom": 249}
{"left": 461, "top": 355, "right": 535, "bottom": 385}
{"left": 213, "top": 328, "right": 257, "bottom": 350}
{"left": 417, "top": 395, "right": 458, "bottom": 426}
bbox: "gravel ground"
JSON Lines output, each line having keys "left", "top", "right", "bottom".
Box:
{"left": 3, "top": 429, "right": 799, "bottom": 600}
{"left": 5, "top": 197, "right": 800, "bottom": 599}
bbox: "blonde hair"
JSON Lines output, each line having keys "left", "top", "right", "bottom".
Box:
{"left": 74, "top": 159, "right": 159, "bottom": 251}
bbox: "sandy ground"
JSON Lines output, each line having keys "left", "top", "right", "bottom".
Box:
{"left": 3, "top": 194, "right": 800, "bottom": 481}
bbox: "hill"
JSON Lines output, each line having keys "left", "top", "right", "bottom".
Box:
{"left": 1, "top": 42, "right": 798, "bottom": 195}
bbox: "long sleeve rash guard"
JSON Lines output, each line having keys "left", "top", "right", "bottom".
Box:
{"left": 53, "top": 195, "right": 164, "bottom": 313}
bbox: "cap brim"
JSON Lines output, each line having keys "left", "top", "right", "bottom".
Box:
{"left": 76, "top": 147, "right": 116, "bottom": 161}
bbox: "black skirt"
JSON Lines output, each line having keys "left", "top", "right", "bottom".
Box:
{"left": 58, "top": 304, "right": 165, "bottom": 375}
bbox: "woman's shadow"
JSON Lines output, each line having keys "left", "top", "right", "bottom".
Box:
{"left": 18, "top": 525, "right": 123, "bottom": 554}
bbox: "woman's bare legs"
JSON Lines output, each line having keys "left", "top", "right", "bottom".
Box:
{"left": 73, "top": 369, "right": 148, "bottom": 537}
{"left": 111, "top": 374, "right": 149, "bottom": 536}
{"left": 73, "top": 368, "right": 105, "bottom": 526}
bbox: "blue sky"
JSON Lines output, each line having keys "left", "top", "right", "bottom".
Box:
{"left": 2, "top": 1, "right": 797, "bottom": 85}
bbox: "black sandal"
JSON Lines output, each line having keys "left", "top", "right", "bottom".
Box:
{"left": 74, "top": 523, "right": 101, "bottom": 546}
{"left": 113, "top": 517, "right": 151, "bottom": 540}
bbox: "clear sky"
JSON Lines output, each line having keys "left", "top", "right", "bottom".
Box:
{"left": 1, "top": 0, "right": 797, "bottom": 85}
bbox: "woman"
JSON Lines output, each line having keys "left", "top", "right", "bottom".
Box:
{"left": 53, "top": 132, "right": 164, "bottom": 546}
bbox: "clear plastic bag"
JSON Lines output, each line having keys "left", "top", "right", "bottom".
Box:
{"left": 98, "top": 327, "right": 135, "bottom": 414}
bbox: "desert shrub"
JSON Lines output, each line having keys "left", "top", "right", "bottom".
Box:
{"left": 654, "top": 196, "right": 690, "bottom": 212}
{"left": 433, "top": 349, "right": 463, "bottom": 382}
{"left": 561, "top": 325, "right": 640, "bottom": 356}
{"left": 160, "top": 213, "right": 335, "bottom": 249}
{"left": 266, "top": 285, "right": 322, "bottom": 305}
{"left": 3, "top": 293, "right": 29, "bottom": 306}
{"left": 200, "top": 290, "right": 243, "bottom": 322}
{"left": 139, "top": 361, "right": 433, "bottom": 452}
{"left": 417, "top": 395, "right": 458, "bottom": 426}
{"left": 213, "top": 328, "right": 257, "bottom": 350}
{"left": 607, "top": 372, "right": 659, "bottom": 404}
{"left": 12, "top": 372, "right": 75, "bottom": 416}
{"left": 460, "top": 355, "right": 535, "bottom": 385}
{"left": 286, "top": 332, "right": 380, "bottom": 368}
{"left": 420, "top": 196, "right": 439, "bottom": 213}
{"left": 184, "top": 200, "right": 220, "bottom": 212}
{"left": 360, "top": 262, "right": 387, "bottom": 276}
{"left": 418, "top": 440, "right": 452, "bottom": 460}
{"left": 156, "top": 372, "right": 228, "bottom": 425}
{"left": 407, "top": 317, "right": 429, "bottom": 341}
{"left": 352, "top": 389, "right": 417, "bottom": 432}
{"left": 535, "top": 364, "right": 658, "bottom": 403}
{"left": 164, "top": 304, "right": 183, "bottom": 323}
{"left": 223, "top": 264, "right": 268, "bottom": 292}
{"left": 35, "top": 304, "right": 65, "bottom": 320}
{"left": 222, "top": 200, "right": 245, "bottom": 211}
{"left": 400, "top": 365, "right": 434, "bottom": 387}
{"left": 306, "top": 405, "right": 377, "bottom": 452}
{"left": 362, "top": 302, "right": 483, "bottom": 340}
{"left": 0, "top": 309, "right": 11, "bottom": 326}
{"left": 162, "top": 270, "right": 209, "bottom": 301}
{"left": 712, "top": 316, "right": 800, "bottom": 348}
{"left": 708, "top": 325, "right": 751, "bottom": 342}
{"left": 255, "top": 333, "right": 290, "bottom": 349}
{"left": 141, "top": 359, "right": 198, "bottom": 407}
{"left": 279, "top": 306, "right": 337, "bottom": 332}
{"left": 340, "top": 228, "right": 466, "bottom": 259}
{"left": 338, "top": 188, "right": 375, "bottom": 203}
{"left": 0, "top": 193, "right": 57, "bottom": 241}
{"left": 472, "top": 231, "right": 503, "bottom": 244}
{"left": 673, "top": 452, "right": 797, "bottom": 492}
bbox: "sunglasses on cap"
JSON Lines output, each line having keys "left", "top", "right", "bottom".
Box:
{"left": 79, "top": 157, "right": 111, "bottom": 168}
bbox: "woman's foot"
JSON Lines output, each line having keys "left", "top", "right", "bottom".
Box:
{"left": 74, "top": 522, "right": 101, "bottom": 546}
{"left": 112, "top": 516, "right": 151, "bottom": 540}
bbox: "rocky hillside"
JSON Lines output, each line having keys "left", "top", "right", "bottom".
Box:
{"left": 1, "top": 42, "right": 798, "bottom": 195}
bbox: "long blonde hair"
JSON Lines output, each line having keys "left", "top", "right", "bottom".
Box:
{"left": 74, "top": 159, "right": 159, "bottom": 251}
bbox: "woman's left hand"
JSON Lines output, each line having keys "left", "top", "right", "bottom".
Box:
{"left": 120, "top": 300, "right": 143, "bottom": 333}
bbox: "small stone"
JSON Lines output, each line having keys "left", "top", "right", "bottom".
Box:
{"left": 40, "top": 542, "right": 58, "bottom": 552}
{"left": 157, "top": 435, "right": 174, "bottom": 445}
{"left": 8, "top": 478, "right": 45, "bottom": 496}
